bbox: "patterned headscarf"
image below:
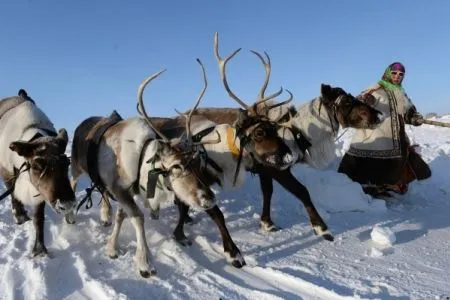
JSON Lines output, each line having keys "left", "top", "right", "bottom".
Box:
{"left": 379, "top": 62, "right": 405, "bottom": 91}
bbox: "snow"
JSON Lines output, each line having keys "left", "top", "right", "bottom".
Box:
{"left": 370, "top": 225, "right": 396, "bottom": 247}
{"left": 1, "top": 116, "right": 450, "bottom": 299}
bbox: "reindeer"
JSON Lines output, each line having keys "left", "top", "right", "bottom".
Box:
{"left": 0, "top": 89, "right": 75, "bottom": 257}
{"left": 177, "top": 33, "right": 382, "bottom": 242}
{"left": 92, "top": 34, "right": 297, "bottom": 266}
{"left": 139, "top": 32, "right": 301, "bottom": 249}
{"left": 69, "top": 60, "right": 261, "bottom": 277}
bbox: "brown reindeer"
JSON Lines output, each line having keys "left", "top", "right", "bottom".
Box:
{"left": 176, "top": 33, "right": 382, "bottom": 241}
{"left": 0, "top": 89, "right": 75, "bottom": 257}
{"left": 141, "top": 32, "right": 299, "bottom": 248}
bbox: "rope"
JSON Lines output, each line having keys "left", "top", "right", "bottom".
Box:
{"left": 76, "top": 182, "right": 103, "bottom": 214}
{"left": 418, "top": 118, "right": 450, "bottom": 128}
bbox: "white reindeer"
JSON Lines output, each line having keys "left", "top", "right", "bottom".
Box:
{"left": 69, "top": 61, "right": 226, "bottom": 277}
{"left": 0, "top": 89, "right": 76, "bottom": 257}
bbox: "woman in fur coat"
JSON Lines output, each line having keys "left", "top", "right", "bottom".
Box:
{"left": 338, "top": 62, "right": 431, "bottom": 197}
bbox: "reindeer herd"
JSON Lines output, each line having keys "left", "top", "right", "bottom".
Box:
{"left": 0, "top": 32, "right": 381, "bottom": 278}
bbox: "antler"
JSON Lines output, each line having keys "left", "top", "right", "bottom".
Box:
{"left": 213, "top": 32, "right": 248, "bottom": 109}
{"left": 214, "top": 32, "right": 293, "bottom": 118}
{"left": 185, "top": 58, "right": 208, "bottom": 142}
{"left": 268, "top": 90, "right": 294, "bottom": 109}
{"left": 173, "top": 59, "right": 221, "bottom": 147}
{"left": 249, "top": 50, "right": 283, "bottom": 103}
{"left": 137, "top": 69, "right": 170, "bottom": 142}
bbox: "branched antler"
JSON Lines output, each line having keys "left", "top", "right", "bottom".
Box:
{"left": 249, "top": 50, "right": 283, "bottom": 103}
{"left": 186, "top": 58, "right": 208, "bottom": 142}
{"left": 174, "top": 59, "right": 221, "bottom": 147}
{"left": 137, "top": 70, "right": 170, "bottom": 142}
{"left": 213, "top": 32, "right": 248, "bottom": 109}
{"left": 214, "top": 32, "right": 293, "bottom": 117}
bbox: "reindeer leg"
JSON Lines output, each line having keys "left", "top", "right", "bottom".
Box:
{"left": 100, "top": 192, "right": 112, "bottom": 227}
{"left": 173, "top": 198, "right": 192, "bottom": 246}
{"left": 5, "top": 180, "right": 30, "bottom": 224}
{"left": 206, "top": 205, "right": 246, "bottom": 268}
{"left": 64, "top": 176, "right": 80, "bottom": 225}
{"left": 129, "top": 205, "right": 156, "bottom": 278}
{"left": 258, "top": 174, "right": 281, "bottom": 232}
{"left": 173, "top": 198, "right": 194, "bottom": 224}
{"left": 31, "top": 202, "right": 47, "bottom": 257}
{"left": 272, "top": 169, "right": 334, "bottom": 242}
{"left": 113, "top": 190, "right": 155, "bottom": 278}
{"left": 106, "top": 206, "right": 126, "bottom": 259}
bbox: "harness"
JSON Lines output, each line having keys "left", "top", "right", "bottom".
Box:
{"left": 231, "top": 115, "right": 282, "bottom": 185}
{"left": 0, "top": 130, "right": 58, "bottom": 201}
{"left": 318, "top": 95, "right": 344, "bottom": 136}
{"left": 277, "top": 106, "right": 312, "bottom": 156}
{"left": 133, "top": 126, "right": 224, "bottom": 200}
{"left": 76, "top": 111, "right": 123, "bottom": 212}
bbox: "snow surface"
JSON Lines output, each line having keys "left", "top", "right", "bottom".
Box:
{"left": 1, "top": 116, "right": 450, "bottom": 300}
{"left": 370, "top": 225, "right": 396, "bottom": 247}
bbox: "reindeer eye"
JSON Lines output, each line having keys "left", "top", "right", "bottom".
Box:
{"left": 252, "top": 128, "right": 265, "bottom": 140}
{"left": 169, "top": 165, "right": 184, "bottom": 177}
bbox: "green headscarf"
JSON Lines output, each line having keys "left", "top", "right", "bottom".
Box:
{"left": 378, "top": 62, "right": 405, "bottom": 91}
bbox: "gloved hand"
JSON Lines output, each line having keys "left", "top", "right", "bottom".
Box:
{"left": 410, "top": 114, "right": 424, "bottom": 126}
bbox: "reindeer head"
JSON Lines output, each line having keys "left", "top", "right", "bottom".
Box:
{"left": 151, "top": 143, "right": 215, "bottom": 210}
{"left": 214, "top": 32, "right": 294, "bottom": 168}
{"left": 9, "top": 129, "right": 76, "bottom": 213}
{"left": 320, "top": 84, "right": 381, "bottom": 129}
{"left": 136, "top": 60, "right": 217, "bottom": 211}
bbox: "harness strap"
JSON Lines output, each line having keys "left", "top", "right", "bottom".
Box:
{"left": 0, "top": 162, "right": 30, "bottom": 201}
{"left": 86, "top": 111, "right": 122, "bottom": 198}
{"left": 192, "top": 126, "right": 224, "bottom": 174}
{"left": 226, "top": 127, "right": 240, "bottom": 158}
{"left": 191, "top": 126, "right": 215, "bottom": 143}
{"left": 132, "top": 137, "right": 154, "bottom": 195}
{"left": 290, "top": 125, "right": 312, "bottom": 154}
{"left": 319, "top": 97, "right": 340, "bottom": 135}
{"left": 279, "top": 106, "right": 312, "bottom": 155}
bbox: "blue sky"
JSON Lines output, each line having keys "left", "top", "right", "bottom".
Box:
{"left": 1, "top": 1, "right": 449, "bottom": 132}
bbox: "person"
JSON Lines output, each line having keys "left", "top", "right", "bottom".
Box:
{"left": 338, "top": 61, "right": 431, "bottom": 197}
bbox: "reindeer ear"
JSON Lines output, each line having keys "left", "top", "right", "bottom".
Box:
{"left": 18, "top": 89, "right": 28, "bottom": 98}
{"left": 9, "top": 141, "right": 36, "bottom": 157}
{"left": 56, "top": 128, "right": 69, "bottom": 153}
{"left": 320, "top": 84, "right": 332, "bottom": 98}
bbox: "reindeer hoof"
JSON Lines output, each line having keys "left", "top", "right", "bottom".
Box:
{"left": 322, "top": 233, "right": 334, "bottom": 241}
{"left": 231, "top": 259, "right": 246, "bottom": 268}
{"left": 313, "top": 226, "right": 334, "bottom": 242}
{"left": 109, "top": 254, "right": 119, "bottom": 259}
{"left": 260, "top": 220, "right": 281, "bottom": 232}
{"left": 102, "top": 221, "right": 112, "bottom": 227}
{"left": 31, "top": 244, "right": 48, "bottom": 258}
{"left": 140, "top": 268, "right": 157, "bottom": 278}
{"left": 228, "top": 251, "right": 246, "bottom": 268}
{"left": 184, "top": 215, "right": 194, "bottom": 225}
{"left": 174, "top": 236, "right": 192, "bottom": 247}
{"left": 15, "top": 214, "right": 31, "bottom": 225}
{"left": 149, "top": 210, "right": 159, "bottom": 220}
{"left": 64, "top": 212, "right": 76, "bottom": 224}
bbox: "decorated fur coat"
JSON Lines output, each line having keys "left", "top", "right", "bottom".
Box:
{"left": 338, "top": 83, "right": 431, "bottom": 195}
